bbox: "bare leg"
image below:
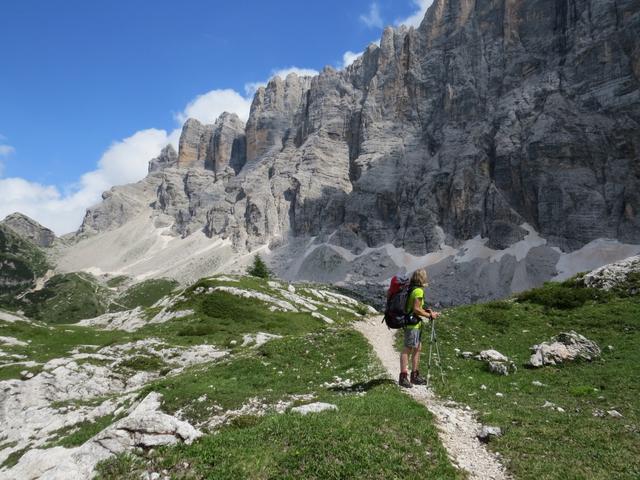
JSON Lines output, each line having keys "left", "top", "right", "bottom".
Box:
{"left": 400, "top": 347, "right": 411, "bottom": 373}
{"left": 412, "top": 343, "right": 422, "bottom": 372}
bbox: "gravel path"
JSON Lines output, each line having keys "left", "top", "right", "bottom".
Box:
{"left": 354, "top": 317, "right": 511, "bottom": 480}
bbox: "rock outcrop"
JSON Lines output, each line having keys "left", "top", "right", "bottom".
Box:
{"left": 528, "top": 331, "right": 601, "bottom": 367}
{"left": 582, "top": 254, "right": 640, "bottom": 292}
{"left": 1, "top": 393, "right": 201, "bottom": 480}
{"left": 65, "top": 0, "right": 640, "bottom": 302}
{"left": 1, "top": 213, "right": 56, "bottom": 248}
{"left": 148, "top": 144, "right": 178, "bottom": 173}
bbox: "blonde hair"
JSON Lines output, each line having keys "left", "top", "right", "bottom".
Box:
{"left": 410, "top": 269, "right": 428, "bottom": 287}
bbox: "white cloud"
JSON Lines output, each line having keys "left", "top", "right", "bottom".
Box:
{"left": 175, "top": 89, "right": 252, "bottom": 125}
{"left": 396, "top": 0, "right": 433, "bottom": 28}
{"left": 341, "top": 51, "right": 363, "bottom": 69}
{"left": 1, "top": 66, "right": 320, "bottom": 235}
{"left": 0, "top": 145, "right": 15, "bottom": 156}
{"left": 0, "top": 129, "right": 170, "bottom": 235}
{"left": 360, "top": 2, "right": 384, "bottom": 29}
{"left": 244, "top": 67, "right": 319, "bottom": 97}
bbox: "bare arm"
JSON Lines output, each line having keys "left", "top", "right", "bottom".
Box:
{"left": 413, "top": 298, "right": 440, "bottom": 319}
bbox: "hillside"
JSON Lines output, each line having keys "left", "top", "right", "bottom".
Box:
{"left": 0, "top": 257, "right": 638, "bottom": 479}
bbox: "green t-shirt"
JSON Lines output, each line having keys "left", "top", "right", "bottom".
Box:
{"left": 405, "top": 287, "right": 425, "bottom": 330}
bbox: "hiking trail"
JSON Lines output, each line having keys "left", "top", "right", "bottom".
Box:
{"left": 354, "top": 317, "right": 511, "bottom": 480}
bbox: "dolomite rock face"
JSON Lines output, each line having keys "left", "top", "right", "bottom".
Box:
{"left": 148, "top": 144, "right": 178, "bottom": 173}
{"left": 72, "top": 0, "right": 640, "bottom": 298}
{"left": 177, "top": 118, "right": 215, "bottom": 169}
{"left": 1, "top": 213, "right": 56, "bottom": 247}
{"left": 209, "top": 112, "right": 246, "bottom": 173}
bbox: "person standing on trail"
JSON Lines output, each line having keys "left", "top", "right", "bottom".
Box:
{"left": 399, "top": 268, "right": 439, "bottom": 388}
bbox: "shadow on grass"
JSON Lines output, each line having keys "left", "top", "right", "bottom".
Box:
{"left": 328, "top": 377, "right": 396, "bottom": 393}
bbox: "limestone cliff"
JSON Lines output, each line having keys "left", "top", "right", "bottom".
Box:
{"left": 69, "top": 0, "right": 640, "bottom": 302}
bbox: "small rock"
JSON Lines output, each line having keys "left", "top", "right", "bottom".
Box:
{"left": 477, "top": 426, "right": 502, "bottom": 443}
{"left": 476, "top": 350, "right": 509, "bottom": 362}
{"left": 480, "top": 384, "right": 487, "bottom": 390}
{"left": 542, "top": 401, "right": 556, "bottom": 409}
{"left": 532, "top": 380, "right": 545, "bottom": 387}
{"left": 593, "top": 409, "right": 605, "bottom": 417}
{"left": 556, "top": 407, "right": 565, "bottom": 413}
{"left": 608, "top": 410, "right": 623, "bottom": 418}
{"left": 461, "top": 352, "right": 474, "bottom": 359}
{"left": 291, "top": 402, "right": 337, "bottom": 415}
{"left": 488, "top": 361, "right": 509, "bottom": 376}
{"left": 20, "top": 370, "right": 34, "bottom": 380}
{"left": 495, "top": 392, "right": 504, "bottom": 397}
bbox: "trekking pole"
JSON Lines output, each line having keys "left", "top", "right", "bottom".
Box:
{"left": 426, "top": 317, "right": 446, "bottom": 389}
{"left": 432, "top": 318, "right": 446, "bottom": 385}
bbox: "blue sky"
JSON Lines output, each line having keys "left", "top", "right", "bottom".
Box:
{"left": 0, "top": 0, "right": 432, "bottom": 233}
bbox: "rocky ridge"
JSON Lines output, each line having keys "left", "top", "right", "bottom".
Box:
{"left": 1, "top": 213, "right": 56, "bottom": 248}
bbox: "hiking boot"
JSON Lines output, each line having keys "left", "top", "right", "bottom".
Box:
{"left": 411, "top": 371, "right": 427, "bottom": 385}
{"left": 399, "top": 372, "right": 412, "bottom": 389}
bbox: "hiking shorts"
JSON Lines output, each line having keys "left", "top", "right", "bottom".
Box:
{"left": 404, "top": 328, "right": 422, "bottom": 349}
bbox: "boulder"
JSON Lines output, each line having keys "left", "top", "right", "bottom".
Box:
{"left": 528, "top": 331, "right": 601, "bottom": 367}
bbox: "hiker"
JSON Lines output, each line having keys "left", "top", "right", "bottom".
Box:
{"left": 398, "top": 268, "right": 439, "bottom": 388}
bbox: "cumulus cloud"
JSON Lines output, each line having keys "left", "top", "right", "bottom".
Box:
{"left": 244, "top": 66, "right": 319, "bottom": 97}
{"left": 341, "top": 51, "right": 363, "bottom": 69}
{"left": 396, "top": 0, "right": 433, "bottom": 28}
{"left": 360, "top": 2, "right": 384, "bottom": 29}
{"left": 175, "top": 89, "right": 252, "bottom": 125}
{"left": 2, "top": 66, "right": 319, "bottom": 235}
{"left": 0, "top": 129, "right": 170, "bottom": 235}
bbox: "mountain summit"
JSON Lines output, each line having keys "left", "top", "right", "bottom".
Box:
{"left": 57, "top": 0, "right": 640, "bottom": 303}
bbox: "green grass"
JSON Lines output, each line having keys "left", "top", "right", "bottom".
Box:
{"left": 419, "top": 286, "right": 640, "bottom": 479}
{"left": 96, "top": 385, "right": 462, "bottom": 480}
{"left": 96, "top": 323, "right": 462, "bottom": 480}
{"left": 105, "top": 276, "right": 130, "bottom": 288}
{"left": 111, "top": 278, "right": 178, "bottom": 311}
{"left": 45, "top": 414, "right": 117, "bottom": 448}
{"left": 0, "top": 319, "right": 133, "bottom": 380}
{"left": 20, "top": 272, "right": 110, "bottom": 323}
{"left": 117, "top": 354, "right": 166, "bottom": 372}
{"left": 137, "top": 328, "right": 376, "bottom": 424}
{"left": 0, "top": 446, "right": 31, "bottom": 469}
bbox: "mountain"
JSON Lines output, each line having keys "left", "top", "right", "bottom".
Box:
{"left": 0, "top": 223, "right": 50, "bottom": 303}
{"left": 56, "top": 0, "right": 640, "bottom": 304}
{"left": 1, "top": 213, "right": 57, "bottom": 248}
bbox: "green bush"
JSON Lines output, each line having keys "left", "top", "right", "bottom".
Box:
{"left": 611, "top": 271, "right": 640, "bottom": 298}
{"left": 516, "top": 280, "right": 610, "bottom": 310}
